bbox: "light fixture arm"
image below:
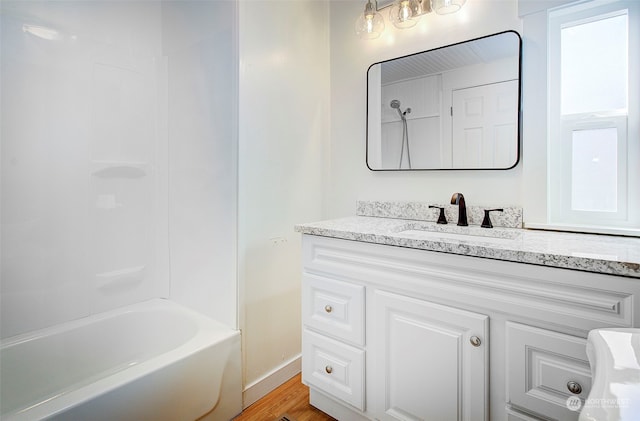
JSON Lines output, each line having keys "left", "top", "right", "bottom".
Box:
{"left": 364, "top": 0, "right": 376, "bottom": 17}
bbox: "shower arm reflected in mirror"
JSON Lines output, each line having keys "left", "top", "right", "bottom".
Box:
{"left": 366, "top": 30, "right": 522, "bottom": 171}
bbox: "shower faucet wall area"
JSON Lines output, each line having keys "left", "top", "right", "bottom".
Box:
{"left": 1, "top": 0, "right": 237, "bottom": 336}
{"left": 381, "top": 78, "right": 440, "bottom": 169}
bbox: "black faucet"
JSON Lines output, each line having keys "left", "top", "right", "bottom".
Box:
{"left": 481, "top": 208, "right": 504, "bottom": 228}
{"left": 450, "top": 193, "right": 468, "bottom": 226}
{"left": 429, "top": 205, "right": 448, "bottom": 224}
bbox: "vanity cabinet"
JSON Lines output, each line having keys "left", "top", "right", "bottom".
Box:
{"left": 300, "top": 234, "right": 640, "bottom": 421}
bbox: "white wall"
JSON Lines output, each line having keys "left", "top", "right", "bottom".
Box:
{"left": 238, "top": 0, "right": 329, "bottom": 403}
{"left": 328, "top": 0, "right": 523, "bottom": 217}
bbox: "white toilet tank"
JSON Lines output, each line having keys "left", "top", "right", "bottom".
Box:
{"left": 579, "top": 328, "right": 640, "bottom": 421}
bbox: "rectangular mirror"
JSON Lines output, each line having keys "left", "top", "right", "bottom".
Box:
{"left": 367, "top": 30, "right": 522, "bottom": 170}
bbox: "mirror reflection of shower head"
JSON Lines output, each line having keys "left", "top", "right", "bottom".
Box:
{"left": 390, "top": 99, "right": 403, "bottom": 119}
{"left": 390, "top": 99, "right": 410, "bottom": 119}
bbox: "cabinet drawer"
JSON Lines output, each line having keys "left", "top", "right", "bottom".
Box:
{"left": 302, "top": 329, "right": 365, "bottom": 411}
{"left": 506, "top": 322, "right": 591, "bottom": 421}
{"left": 302, "top": 273, "right": 365, "bottom": 346}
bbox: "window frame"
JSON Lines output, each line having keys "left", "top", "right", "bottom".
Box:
{"left": 520, "top": 0, "right": 639, "bottom": 235}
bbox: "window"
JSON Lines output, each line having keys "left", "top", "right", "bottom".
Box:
{"left": 547, "top": 0, "right": 638, "bottom": 230}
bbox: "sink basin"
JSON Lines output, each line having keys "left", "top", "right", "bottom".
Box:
{"left": 396, "top": 225, "right": 522, "bottom": 245}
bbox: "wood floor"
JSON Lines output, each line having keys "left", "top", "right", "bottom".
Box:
{"left": 233, "top": 374, "right": 336, "bottom": 421}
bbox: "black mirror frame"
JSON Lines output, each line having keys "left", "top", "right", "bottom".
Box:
{"left": 365, "top": 30, "right": 523, "bottom": 171}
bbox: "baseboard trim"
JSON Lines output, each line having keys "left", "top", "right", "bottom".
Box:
{"left": 242, "top": 354, "right": 301, "bottom": 409}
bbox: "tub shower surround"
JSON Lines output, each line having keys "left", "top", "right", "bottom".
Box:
{"left": 296, "top": 202, "right": 640, "bottom": 278}
{"left": 1, "top": 1, "right": 242, "bottom": 418}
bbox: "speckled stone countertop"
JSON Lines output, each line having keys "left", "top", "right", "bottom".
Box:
{"left": 294, "top": 215, "right": 640, "bottom": 279}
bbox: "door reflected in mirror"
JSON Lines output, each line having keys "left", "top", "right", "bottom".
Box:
{"left": 367, "top": 31, "right": 522, "bottom": 170}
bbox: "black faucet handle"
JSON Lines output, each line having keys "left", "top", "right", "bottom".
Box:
{"left": 429, "top": 205, "right": 448, "bottom": 224}
{"left": 481, "top": 208, "right": 504, "bottom": 228}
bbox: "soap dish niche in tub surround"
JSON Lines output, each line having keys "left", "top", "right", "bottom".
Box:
{"left": 91, "top": 161, "right": 149, "bottom": 179}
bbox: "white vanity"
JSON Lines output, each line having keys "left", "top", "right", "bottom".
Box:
{"left": 295, "top": 202, "right": 640, "bottom": 421}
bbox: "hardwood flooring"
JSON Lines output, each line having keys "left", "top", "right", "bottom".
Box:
{"left": 233, "top": 374, "right": 336, "bottom": 421}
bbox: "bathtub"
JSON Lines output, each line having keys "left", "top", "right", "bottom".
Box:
{"left": 0, "top": 299, "right": 242, "bottom": 421}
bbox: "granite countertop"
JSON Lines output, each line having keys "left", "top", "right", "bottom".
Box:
{"left": 294, "top": 215, "right": 640, "bottom": 279}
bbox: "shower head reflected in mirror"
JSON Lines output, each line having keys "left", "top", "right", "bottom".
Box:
{"left": 390, "top": 99, "right": 411, "bottom": 118}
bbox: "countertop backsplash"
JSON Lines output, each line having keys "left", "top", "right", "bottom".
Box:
{"left": 356, "top": 200, "right": 523, "bottom": 229}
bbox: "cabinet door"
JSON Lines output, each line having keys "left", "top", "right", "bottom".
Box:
{"left": 371, "top": 290, "right": 489, "bottom": 421}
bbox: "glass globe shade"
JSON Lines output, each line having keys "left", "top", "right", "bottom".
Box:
{"left": 389, "top": 0, "right": 422, "bottom": 29}
{"left": 355, "top": 2, "right": 385, "bottom": 39}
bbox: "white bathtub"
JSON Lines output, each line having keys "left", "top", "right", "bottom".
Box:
{"left": 0, "top": 299, "right": 241, "bottom": 421}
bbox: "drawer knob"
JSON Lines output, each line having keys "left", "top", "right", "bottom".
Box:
{"left": 325, "top": 365, "right": 333, "bottom": 374}
{"left": 324, "top": 305, "right": 333, "bottom": 313}
{"left": 567, "top": 381, "right": 582, "bottom": 395}
{"left": 470, "top": 336, "right": 482, "bottom": 347}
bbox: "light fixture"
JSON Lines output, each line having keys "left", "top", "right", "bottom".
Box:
{"left": 388, "top": 0, "right": 421, "bottom": 29}
{"left": 355, "top": 0, "right": 385, "bottom": 40}
{"left": 431, "top": 0, "right": 467, "bottom": 15}
{"left": 355, "top": 0, "right": 465, "bottom": 40}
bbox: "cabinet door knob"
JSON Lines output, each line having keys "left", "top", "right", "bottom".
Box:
{"left": 324, "top": 305, "right": 333, "bottom": 313}
{"left": 325, "top": 365, "right": 333, "bottom": 374}
{"left": 567, "top": 381, "right": 582, "bottom": 395}
{"left": 470, "top": 336, "right": 482, "bottom": 347}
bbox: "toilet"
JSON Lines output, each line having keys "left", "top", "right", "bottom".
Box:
{"left": 579, "top": 328, "right": 640, "bottom": 421}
